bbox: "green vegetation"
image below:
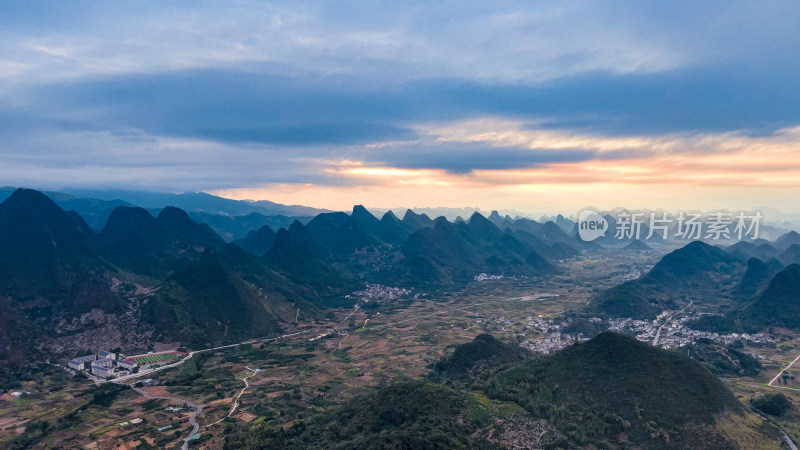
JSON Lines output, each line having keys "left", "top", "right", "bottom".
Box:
{"left": 684, "top": 339, "right": 762, "bottom": 377}
{"left": 738, "top": 264, "right": 800, "bottom": 331}
{"left": 484, "top": 332, "right": 743, "bottom": 448}
{"left": 147, "top": 249, "right": 284, "bottom": 345}
{"left": 0, "top": 188, "right": 591, "bottom": 365}
{"left": 430, "top": 333, "right": 530, "bottom": 383}
{"left": 647, "top": 241, "right": 739, "bottom": 284}
{"left": 588, "top": 280, "right": 660, "bottom": 319}
{"left": 164, "top": 351, "right": 212, "bottom": 387}
{"left": 2, "top": 190, "right": 792, "bottom": 449}
{"left": 0, "top": 363, "right": 75, "bottom": 390}
{"left": 220, "top": 333, "right": 776, "bottom": 449}
{"left": 263, "top": 224, "right": 356, "bottom": 299}
{"left": 81, "top": 383, "right": 128, "bottom": 408}
{"left": 0, "top": 188, "right": 330, "bottom": 361}
{"left": 589, "top": 241, "right": 742, "bottom": 319}
{"left": 131, "top": 352, "right": 181, "bottom": 365}
{"left": 395, "top": 214, "right": 556, "bottom": 286}
{"left": 562, "top": 317, "right": 605, "bottom": 337}
{"left": 751, "top": 393, "right": 793, "bottom": 417}
{"left": 5, "top": 419, "right": 52, "bottom": 450}
{"left": 3, "top": 379, "right": 132, "bottom": 449}
{"left": 737, "top": 257, "right": 775, "bottom": 298}
{"left": 686, "top": 314, "right": 741, "bottom": 333}
{"left": 224, "top": 380, "right": 494, "bottom": 449}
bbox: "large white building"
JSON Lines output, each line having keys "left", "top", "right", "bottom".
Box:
{"left": 118, "top": 359, "right": 137, "bottom": 371}
{"left": 66, "top": 350, "right": 125, "bottom": 378}
{"left": 92, "top": 366, "right": 113, "bottom": 378}
{"left": 92, "top": 358, "right": 114, "bottom": 369}
{"left": 67, "top": 354, "right": 99, "bottom": 371}
{"left": 97, "top": 351, "right": 116, "bottom": 361}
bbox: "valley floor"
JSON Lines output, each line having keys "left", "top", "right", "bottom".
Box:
{"left": 2, "top": 248, "right": 799, "bottom": 449}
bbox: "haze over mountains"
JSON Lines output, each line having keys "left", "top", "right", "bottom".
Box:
{"left": 0, "top": 188, "right": 578, "bottom": 362}
{"left": 3, "top": 186, "right": 800, "bottom": 365}
{"left": 2, "top": 186, "right": 799, "bottom": 450}
{"left": 590, "top": 236, "right": 800, "bottom": 337}
{"left": 0, "top": 187, "right": 328, "bottom": 241}
{"left": 5, "top": 2, "right": 800, "bottom": 447}
{"left": 5, "top": 186, "right": 797, "bottom": 240}
{"left": 0, "top": 188, "right": 322, "bottom": 361}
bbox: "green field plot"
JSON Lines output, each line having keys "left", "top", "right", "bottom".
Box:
{"left": 131, "top": 353, "right": 180, "bottom": 365}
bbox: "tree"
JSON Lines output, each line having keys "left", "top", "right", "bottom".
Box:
{"left": 752, "top": 393, "right": 793, "bottom": 417}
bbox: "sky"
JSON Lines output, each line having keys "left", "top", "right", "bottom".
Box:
{"left": 2, "top": 1, "right": 800, "bottom": 215}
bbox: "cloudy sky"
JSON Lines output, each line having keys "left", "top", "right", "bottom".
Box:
{"left": 2, "top": 1, "right": 800, "bottom": 214}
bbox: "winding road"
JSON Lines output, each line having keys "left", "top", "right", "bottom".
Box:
{"left": 130, "top": 385, "right": 202, "bottom": 450}
{"left": 112, "top": 330, "right": 313, "bottom": 447}
{"left": 206, "top": 366, "right": 259, "bottom": 427}
{"left": 109, "top": 298, "right": 513, "bottom": 446}
{"left": 751, "top": 409, "right": 798, "bottom": 450}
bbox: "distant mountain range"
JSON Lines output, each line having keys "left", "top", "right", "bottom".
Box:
{"left": 260, "top": 206, "right": 568, "bottom": 288}
{"left": 0, "top": 189, "right": 321, "bottom": 362}
{"left": 4, "top": 187, "right": 796, "bottom": 242}
{"left": 2, "top": 186, "right": 799, "bottom": 365}
{"left": 0, "top": 187, "right": 328, "bottom": 239}
{"left": 370, "top": 206, "right": 532, "bottom": 222}
{"left": 590, "top": 232, "right": 800, "bottom": 334}
{"left": 41, "top": 188, "right": 332, "bottom": 217}
{"left": 0, "top": 188, "right": 586, "bottom": 364}
{"left": 588, "top": 232, "right": 800, "bottom": 318}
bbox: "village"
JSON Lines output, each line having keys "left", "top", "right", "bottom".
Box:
{"left": 607, "top": 315, "right": 772, "bottom": 349}
{"left": 476, "top": 309, "right": 773, "bottom": 355}
{"left": 345, "top": 283, "right": 423, "bottom": 302}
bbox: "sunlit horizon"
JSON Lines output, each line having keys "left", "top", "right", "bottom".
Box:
{"left": 2, "top": 2, "right": 800, "bottom": 216}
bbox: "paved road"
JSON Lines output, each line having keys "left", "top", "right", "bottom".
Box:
{"left": 783, "top": 430, "right": 799, "bottom": 450}
{"left": 751, "top": 409, "right": 798, "bottom": 450}
{"left": 112, "top": 330, "right": 318, "bottom": 446}
{"left": 109, "top": 298, "right": 508, "bottom": 445}
{"left": 653, "top": 300, "right": 692, "bottom": 346}
{"left": 768, "top": 353, "right": 800, "bottom": 387}
{"left": 111, "top": 331, "right": 316, "bottom": 448}
{"left": 112, "top": 299, "right": 498, "bottom": 385}
{"left": 111, "top": 330, "right": 314, "bottom": 384}
{"left": 113, "top": 352, "right": 196, "bottom": 384}
{"left": 130, "top": 385, "right": 202, "bottom": 450}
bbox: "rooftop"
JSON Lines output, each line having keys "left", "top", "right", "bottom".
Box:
{"left": 69, "top": 354, "right": 98, "bottom": 363}
{"left": 92, "top": 357, "right": 114, "bottom": 365}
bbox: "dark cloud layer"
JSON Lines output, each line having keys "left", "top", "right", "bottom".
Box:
{"left": 357, "top": 142, "right": 598, "bottom": 173}
{"left": 2, "top": 1, "right": 800, "bottom": 191}
{"left": 23, "top": 64, "right": 800, "bottom": 147}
